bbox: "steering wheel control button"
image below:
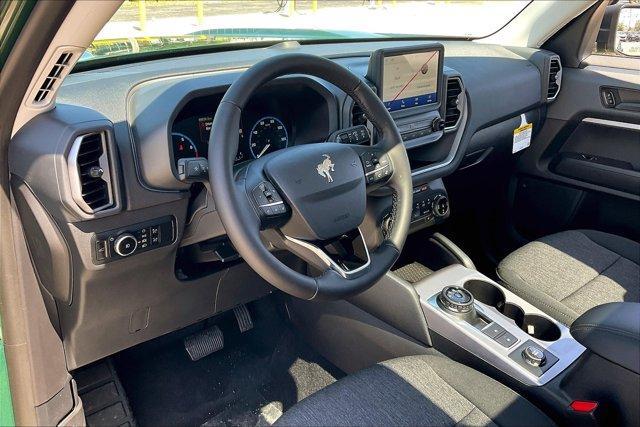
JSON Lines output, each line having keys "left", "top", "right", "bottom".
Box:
{"left": 360, "top": 151, "right": 392, "bottom": 185}
{"left": 252, "top": 182, "right": 289, "bottom": 225}
{"left": 495, "top": 331, "right": 518, "bottom": 348}
{"left": 177, "top": 157, "right": 209, "bottom": 182}
{"left": 522, "top": 345, "right": 546, "bottom": 367}
{"left": 438, "top": 286, "right": 474, "bottom": 314}
{"left": 333, "top": 125, "right": 370, "bottom": 145}
{"left": 114, "top": 234, "right": 138, "bottom": 257}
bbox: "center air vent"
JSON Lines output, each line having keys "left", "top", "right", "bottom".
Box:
{"left": 444, "top": 77, "right": 463, "bottom": 129}
{"left": 68, "top": 132, "right": 114, "bottom": 214}
{"left": 351, "top": 102, "right": 368, "bottom": 127}
{"left": 547, "top": 57, "right": 562, "bottom": 101}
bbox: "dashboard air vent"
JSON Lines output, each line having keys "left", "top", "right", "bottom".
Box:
{"left": 444, "top": 77, "right": 463, "bottom": 129}
{"left": 32, "top": 51, "right": 75, "bottom": 105}
{"left": 547, "top": 57, "right": 562, "bottom": 101}
{"left": 68, "top": 132, "right": 114, "bottom": 214}
{"left": 351, "top": 102, "right": 368, "bottom": 127}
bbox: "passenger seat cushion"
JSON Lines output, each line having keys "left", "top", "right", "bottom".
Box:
{"left": 497, "top": 230, "right": 640, "bottom": 325}
{"left": 276, "top": 355, "right": 553, "bottom": 426}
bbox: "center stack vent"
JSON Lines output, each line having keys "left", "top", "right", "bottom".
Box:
{"left": 444, "top": 77, "right": 463, "bottom": 129}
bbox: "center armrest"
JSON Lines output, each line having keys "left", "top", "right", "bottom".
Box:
{"left": 570, "top": 302, "right": 640, "bottom": 374}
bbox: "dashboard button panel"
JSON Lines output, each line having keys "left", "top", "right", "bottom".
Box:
{"left": 92, "top": 216, "right": 175, "bottom": 264}
{"left": 411, "top": 185, "right": 449, "bottom": 226}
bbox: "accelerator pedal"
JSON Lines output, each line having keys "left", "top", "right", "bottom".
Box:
{"left": 233, "top": 304, "right": 254, "bottom": 333}
{"left": 184, "top": 325, "right": 224, "bottom": 361}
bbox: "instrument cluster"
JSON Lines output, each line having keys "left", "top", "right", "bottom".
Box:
{"left": 172, "top": 113, "right": 291, "bottom": 168}
{"left": 170, "top": 83, "right": 333, "bottom": 173}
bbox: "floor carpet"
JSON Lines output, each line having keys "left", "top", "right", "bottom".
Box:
{"left": 113, "top": 297, "right": 342, "bottom": 427}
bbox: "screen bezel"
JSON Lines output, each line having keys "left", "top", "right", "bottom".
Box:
{"left": 366, "top": 44, "right": 445, "bottom": 117}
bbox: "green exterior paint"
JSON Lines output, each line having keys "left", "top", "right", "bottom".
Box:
{"left": 1, "top": 1, "right": 36, "bottom": 425}
{"left": 0, "top": 329, "right": 15, "bottom": 426}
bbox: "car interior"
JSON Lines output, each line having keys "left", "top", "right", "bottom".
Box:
{"left": 0, "top": 0, "right": 638, "bottom": 426}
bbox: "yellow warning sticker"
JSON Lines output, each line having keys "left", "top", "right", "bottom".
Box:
{"left": 513, "top": 122, "right": 533, "bottom": 154}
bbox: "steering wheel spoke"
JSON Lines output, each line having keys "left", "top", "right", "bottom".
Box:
{"left": 282, "top": 228, "right": 371, "bottom": 279}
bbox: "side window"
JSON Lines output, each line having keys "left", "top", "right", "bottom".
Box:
{"left": 594, "top": 1, "right": 640, "bottom": 57}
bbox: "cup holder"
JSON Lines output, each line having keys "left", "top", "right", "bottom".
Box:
{"left": 463, "top": 280, "right": 561, "bottom": 341}
{"left": 518, "top": 314, "right": 561, "bottom": 341}
{"left": 463, "top": 280, "right": 505, "bottom": 308}
{"left": 502, "top": 303, "right": 524, "bottom": 325}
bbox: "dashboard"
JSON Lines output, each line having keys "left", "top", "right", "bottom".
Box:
{"left": 10, "top": 39, "right": 562, "bottom": 369}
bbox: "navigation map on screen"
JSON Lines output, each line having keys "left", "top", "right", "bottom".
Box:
{"left": 382, "top": 51, "right": 439, "bottom": 111}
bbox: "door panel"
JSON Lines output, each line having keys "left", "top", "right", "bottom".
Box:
{"left": 509, "top": 65, "right": 640, "bottom": 243}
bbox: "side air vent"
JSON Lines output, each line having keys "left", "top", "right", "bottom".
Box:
{"left": 68, "top": 132, "right": 114, "bottom": 214}
{"left": 351, "top": 102, "right": 368, "bottom": 127}
{"left": 32, "top": 51, "right": 75, "bottom": 105}
{"left": 444, "top": 77, "right": 463, "bottom": 129}
{"left": 547, "top": 57, "right": 562, "bottom": 101}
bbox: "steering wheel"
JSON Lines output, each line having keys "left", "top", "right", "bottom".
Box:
{"left": 209, "top": 53, "right": 412, "bottom": 300}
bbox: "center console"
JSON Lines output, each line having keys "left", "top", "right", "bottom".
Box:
{"left": 412, "top": 265, "right": 585, "bottom": 386}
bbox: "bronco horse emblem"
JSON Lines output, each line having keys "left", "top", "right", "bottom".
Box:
{"left": 316, "top": 154, "right": 335, "bottom": 183}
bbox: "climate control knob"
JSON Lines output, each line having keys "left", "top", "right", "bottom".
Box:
{"left": 432, "top": 194, "right": 450, "bottom": 217}
{"left": 114, "top": 233, "right": 137, "bottom": 257}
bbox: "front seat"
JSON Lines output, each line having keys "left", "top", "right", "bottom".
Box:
{"left": 497, "top": 230, "right": 639, "bottom": 326}
{"left": 276, "top": 355, "right": 553, "bottom": 426}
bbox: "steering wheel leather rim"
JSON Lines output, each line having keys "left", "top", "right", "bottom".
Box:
{"left": 209, "top": 53, "right": 413, "bottom": 300}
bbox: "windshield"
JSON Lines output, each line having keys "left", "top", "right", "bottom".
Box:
{"left": 82, "top": 0, "right": 531, "bottom": 64}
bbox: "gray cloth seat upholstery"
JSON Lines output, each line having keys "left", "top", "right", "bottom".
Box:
{"left": 497, "top": 230, "right": 639, "bottom": 326}
{"left": 276, "top": 355, "right": 553, "bottom": 426}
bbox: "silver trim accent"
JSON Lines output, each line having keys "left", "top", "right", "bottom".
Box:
{"left": 67, "top": 132, "right": 115, "bottom": 214}
{"left": 284, "top": 228, "right": 371, "bottom": 279}
{"left": 547, "top": 56, "right": 562, "bottom": 101}
{"left": 411, "top": 90, "right": 468, "bottom": 178}
{"left": 365, "top": 164, "right": 390, "bottom": 177}
{"left": 582, "top": 118, "right": 640, "bottom": 131}
{"left": 444, "top": 76, "right": 464, "bottom": 131}
{"left": 114, "top": 233, "right": 138, "bottom": 257}
{"left": 412, "top": 265, "right": 585, "bottom": 386}
{"left": 259, "top": 201, "right": 284, "bottom": 208}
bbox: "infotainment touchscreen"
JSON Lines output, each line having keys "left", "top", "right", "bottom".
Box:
{"left": 367, "top": 45, "right": 443, "bottom": 114}
{"left": 381, "top": 51, "right": 440, "bottom": 111}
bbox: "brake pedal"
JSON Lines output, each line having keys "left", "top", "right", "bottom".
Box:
{"left": 233, "top": 304, "right": 254, "bottom": 333}
{"left": 184, "top": 325, "right": 224, "bottom": 361}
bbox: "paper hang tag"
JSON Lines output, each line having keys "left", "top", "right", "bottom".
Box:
{"left": 513, "top": 113, "right": 532, "bottom": 154}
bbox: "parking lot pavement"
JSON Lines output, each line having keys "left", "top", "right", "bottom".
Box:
{"left": 617, "top": 41, "right": 640, "bottom": 56}
{"left": 97, "top": 0, "right": 526, "bottom": 41}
